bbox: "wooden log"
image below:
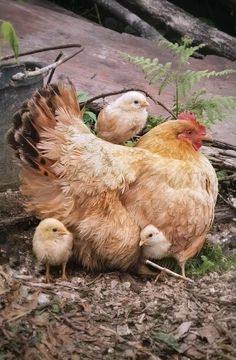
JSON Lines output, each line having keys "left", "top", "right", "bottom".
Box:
{"left": 93, "top": 0, "right": 164, "bottom": 41}
{"left": 120, "top": 0, "right": 236, "bottom": 60}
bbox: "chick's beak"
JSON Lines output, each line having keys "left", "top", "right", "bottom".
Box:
{"left": 59, "top": 230, "right": 68, "bottom": 236}
{"left": 141, "top": 100, "right": 149, "bottom": 108}
{"left": 139, "top": 239, "right": 145, "bottom": 247}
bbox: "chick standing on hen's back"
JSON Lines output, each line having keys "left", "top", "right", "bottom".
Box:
{"left": 33, "top": 218, "right": 73, "bottom": 283}
{"left": 96, "top": 91, "right": 149, "bottom": 144}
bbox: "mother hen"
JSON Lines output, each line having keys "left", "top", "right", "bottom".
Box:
{"left": 8, "top": 82, "right": 218, "bottom": 276}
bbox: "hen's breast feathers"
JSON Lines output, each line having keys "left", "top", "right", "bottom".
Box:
{"left": 122, "top": 154, "right": 217, "bottom": 253}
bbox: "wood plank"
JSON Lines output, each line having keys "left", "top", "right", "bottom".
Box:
{"left": 1, "top": 0, "right": 236, "bottom": 144}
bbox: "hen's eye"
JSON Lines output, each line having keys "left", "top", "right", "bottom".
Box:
{"left": 134, "top": 100, "right": 139, "bottom": 104}
{"left": 52, "top": 228, "right": 58, "bottom": 232}
{"left": 186, "top": 130, "right": 192, "bottom": 135}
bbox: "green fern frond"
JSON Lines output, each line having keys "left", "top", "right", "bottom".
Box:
{"left": 159, "top": 72, "right": 176, "bottom": 94}
{"left": 122, "top": 39, "right": 236, "bottom": 127}
{"left": 121, "top": 53, "right": 171, "bottom": 84}
{"left": 179, "top": 69, "right": 236, "bottom": 97}
{"left": 177, "top": 94, "right": 236, "bottom": 126}
{"left": 160, "top": 37, "right": 206, "bottom": 64}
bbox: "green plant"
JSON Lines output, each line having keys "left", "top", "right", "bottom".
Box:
{"left": 0, "top": 20, "right": 19, "bottom": 61}
{"left": 152, "top": 242, "right": 236, "bottom": 277}
{"left": 77, "top": 91, "right": 97, "bottom": 131}
{"left": 122, "top": 37, "right": 236, "bottom": 127}
{"left": 186, "top": 242, "right": 236, "bottom": 276}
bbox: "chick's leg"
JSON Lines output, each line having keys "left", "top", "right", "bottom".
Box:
{"left": 45, "top": 263, "right": 52, "bottom": 283}
{"left": 61, "top": 262, "right": 68, "bottom": 281}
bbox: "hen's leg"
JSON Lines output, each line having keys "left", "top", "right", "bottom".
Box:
{"left": 137, "top": 263, "right": 157, "bottom": 276}
{"left": 45, "top": 263, "right": 52, "bottom": 283}
{"left": 179, "top": 261, "right": 186, "bottom": 277}
{"left": 61, "top": 262, "right": 68, "bottom": 281}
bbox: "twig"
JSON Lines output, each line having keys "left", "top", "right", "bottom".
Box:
{"left": 1, "top": 43, "right": 83, "bottom": 61}
{"left": 145, "top": 260, "right": 194, "bottom": 283}
{"left": 12, "top": 48, "right": 84, "bottom": 81}
{"left": 20, "top": 280, "right": 81, "bottom": 291}
{"left": 218, "top": 193, "right": 236, "bottom": 211}
{"left": 0, "top": 289, "right": 10, "bottom": 296}
{"left": 46, "top": 51, "right": 63, "bottom": 85}
{"left": 219, "top": 151, "right": 236, "bottom": 159}
{"left": 217, "top": 316, "right": 236, "bottom": 321}
{"left": 218, "top": 173, "right": 236, "bottom": 182}
{"left": 14, "top": 274, "right": 33, "bottom": 280}
{"left": 94, "top": 3, "right": 103, "bottom": 25}
{"left": 86, "top": 273, "right": 103, "bottom": 286}
{"left": 54, "top": 281, "right": 81, "bottom": 290}
{"left": 203, "top": 139, "right": 236, "bottom": 152}
{"left": 85, "top": 88, "right": 177, "bottom": 118}
{"left": 20, "top": 282, "right": 55, "bottom": 289}
{"left": 0, "top": 214, "right": 37, "bottom": 230}
{"left": 193, "top": 293, "right": 236, "bottom": 306}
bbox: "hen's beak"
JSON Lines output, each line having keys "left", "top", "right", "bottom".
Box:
{"left": 202, "top": 132, "right": 213, "bottom": 142}
{"left": 141, "top": 100, "right": 149, "bottom": 108}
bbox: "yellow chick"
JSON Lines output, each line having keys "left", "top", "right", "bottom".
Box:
{"left": 33, "top": 218, "right": 73, "bottom": 282}
{"left": 139, "top": 225, "right": 171, "bottom": 261}
{"left": 96, "top": 91, "right": 149, "bottom": 144}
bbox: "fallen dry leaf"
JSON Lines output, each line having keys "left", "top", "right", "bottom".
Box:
{"left": 175, "top": 321, "right": 192, "bottom": 339}
{"left": 198, "top": 325, "right": 220, "bottom": 344}
{"left": 117, "top": 324, "right": 132, "bottom": 336}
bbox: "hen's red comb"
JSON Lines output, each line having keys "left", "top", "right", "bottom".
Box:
{"left": 178, "top": 112, "right": 197, "bottom": 122}
{"left": 178, "top": 112, "right": 206, "bottom": 135}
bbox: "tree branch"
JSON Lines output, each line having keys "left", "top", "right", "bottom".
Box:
{"left": 121, "top": 0, "right": 236, "bottom": 60}
{"left": 93, "top": 0, "right": 164, "bottom": 41}
{"left": 1, "top": 43, "right": 83, "bottom": 61}
{"left": 11, "top": 48, "right": 84, "bottom": 81}
{"left": 85, "top": 87, "right": 177, "bottom": 118}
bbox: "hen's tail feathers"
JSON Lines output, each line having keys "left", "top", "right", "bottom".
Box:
{"left": 7, "top": 82, "right": 86, "bottom": 218}
{"left": 8, "top": 82, "right": 85, "bottom": 178}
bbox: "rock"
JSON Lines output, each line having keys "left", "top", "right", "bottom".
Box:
{"left": 37, "top": 293, "right": 51, "bottom": 306}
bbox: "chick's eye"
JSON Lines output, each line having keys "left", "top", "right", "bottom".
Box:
{"left": 52, "top": 228, "right": 58, "bottom": 232}
{"left": 148, "top": 233, "right": 153, "bottom": 238}
{"left": 134, "top": 100, "right": 139, "bottom": 104}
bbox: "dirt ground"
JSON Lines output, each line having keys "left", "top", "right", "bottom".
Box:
{"left": 0, "top": 191, "right": 236, "bottom": 360}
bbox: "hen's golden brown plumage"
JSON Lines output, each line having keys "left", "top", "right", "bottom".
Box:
{"left": 33, "top": 218, "right": 73, "bottom": 282}
{"left": 96, "top": 91, "right": 149, "bottom": 144}
{"left": 8, "top": 82, "right": 218, "bottom": 276}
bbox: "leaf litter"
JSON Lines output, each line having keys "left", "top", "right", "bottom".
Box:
{"left": 0, "top": 215, "right": 236, "bottom": 359}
